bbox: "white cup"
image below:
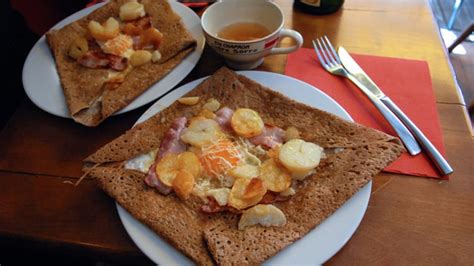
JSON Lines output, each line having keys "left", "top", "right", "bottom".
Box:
{"left": 201, "top": 0, "right": 304, "bottom": 70}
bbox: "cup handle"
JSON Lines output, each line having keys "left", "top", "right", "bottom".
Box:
{"left": 269, "top": 29, "right": 303, "bottom": 55}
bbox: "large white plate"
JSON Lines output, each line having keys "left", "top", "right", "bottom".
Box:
{"left": 22, "top": 1, "right": 205, "bottom": 118}
{"left": 116, "top": 71, "right": 371, "bottom": 265}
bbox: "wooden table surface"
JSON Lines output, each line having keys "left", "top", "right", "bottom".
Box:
{"left": 1, "top": 0, "right": 473, "bottom": 264}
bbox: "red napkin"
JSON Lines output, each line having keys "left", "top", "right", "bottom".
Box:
{"left": 285, "top": 48, "right": 447, "bottom": 179}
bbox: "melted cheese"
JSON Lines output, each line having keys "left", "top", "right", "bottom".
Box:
{"left": 192, "top": 178, "right": 214, "bottom": 203}
{"left": 235, "top": 137, "right": 263, "bottom": 166}
{"left": 151, "top": 50, "right": 162, "bottom": 62}
{"left": 205, "top": 188, "right": 231, "bottom": 206}
{"left": 279, "top": 187, "right": 296, "bottom": 197}
{"left": 199, "top": 138, "right": 243, "bottom": 180}
{"left": 123, "top": 48, "right": 135, "bottom": 59}
{"left": 106, "top": 65, "right": 132, "bottom": 83}
{"left": 124, "top": 149, "right": 157, "bottom": 173}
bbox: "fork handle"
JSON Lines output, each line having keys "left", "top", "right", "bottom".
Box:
{"left": 347, "top": 74, "right": 422, "bottom": 156}
{"left": 381, "top": 97, "right": 453, "bottom": 175}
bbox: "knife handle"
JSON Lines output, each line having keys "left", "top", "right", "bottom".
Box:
{"left": 347, "top": 75, "right": 422, "bottom": 156}
{"left": 380, "top": 97, "right": 454, "bottom": 176}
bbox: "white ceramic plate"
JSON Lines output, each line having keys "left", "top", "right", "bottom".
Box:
{"left": 22, "top": 1, "right": 205, "bottom": 118}
{"left": 116, "top": 71, "right": 371, "bottom": 265}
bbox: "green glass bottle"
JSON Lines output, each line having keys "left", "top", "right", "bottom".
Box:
{"left": 293, "top": 0, "right": 344, "bottom": 15}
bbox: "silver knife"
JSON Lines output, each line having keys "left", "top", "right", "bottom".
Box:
{"left": 338, "top": 46, "right": 453, "bottom": 176}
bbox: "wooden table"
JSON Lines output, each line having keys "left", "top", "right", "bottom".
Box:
{"left": 1, "top": 0, "right": 473, "bottom": 264}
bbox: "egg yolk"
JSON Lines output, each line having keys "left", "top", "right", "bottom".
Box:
{"left": 200, "top": 139, "right": 241, "bottom": 178}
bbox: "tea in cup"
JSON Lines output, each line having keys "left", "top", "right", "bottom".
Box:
{"left": 201, "top": 0, "right": 303, "bottom": 70}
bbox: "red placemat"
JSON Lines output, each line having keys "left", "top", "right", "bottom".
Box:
{"left": 285, "top": 48, "right": 447, "bottom": 179}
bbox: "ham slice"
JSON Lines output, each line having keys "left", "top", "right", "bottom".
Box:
{"left": 215, "top": 107, "right": 234, "bottom": 132}
{"left": 144, "top": 163, "right": 172, "bottom": 195}
{"left": 108, "top": 54, "right": 128, "bottom": 71}
{"left": 77, "top": 50, "right": 128, "bottom": 71}
{"left": 201, "top": 197, "right": 226, "bottom": 213}
{"left": 145, "top": 117, "right": 187, "bottom": 194}
{"left": 157, "top": 116, "right": 187, "bottom": 160}
{"left": 77, "top": 51, "right": 109, "bottom": 68}
{"left": 249, "top": 125, "right": 284, "bottom": 148}
{"left": 259, "top": 191, "right": 289, "bottom": 204}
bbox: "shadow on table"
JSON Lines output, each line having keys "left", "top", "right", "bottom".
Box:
{"left": 3, "top": 1, "right": 37, "bottom": 130}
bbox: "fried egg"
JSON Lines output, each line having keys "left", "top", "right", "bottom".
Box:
{"left": 124, "top": 149, "right": 157, "bottom": 173}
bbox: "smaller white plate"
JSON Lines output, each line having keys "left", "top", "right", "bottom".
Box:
{"left": 22, "top": 1, "right": 205, "bottom": 118}
{"left": 116, "top": 71, "right": 372, "bottom": 265}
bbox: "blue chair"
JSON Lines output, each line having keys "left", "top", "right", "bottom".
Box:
{"left": 447, "top": 0, "right": 465, "bottom": 30}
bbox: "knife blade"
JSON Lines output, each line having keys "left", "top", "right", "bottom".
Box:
{"left": 338, "top": 47, "right": 386, "bottom": 99}
{"left": 338, "top": 46, "right": 453, "bottom": 176}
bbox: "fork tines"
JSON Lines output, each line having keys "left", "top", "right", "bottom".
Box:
{"left": 312, "top": 35, "right": 342, "bottom": 69}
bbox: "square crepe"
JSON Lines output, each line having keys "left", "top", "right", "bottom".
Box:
{"left": 84, "top": 67, "right": 404, "bottom": 264}
{"left": 46, "top": 0, "right": 196, "bottom": 126}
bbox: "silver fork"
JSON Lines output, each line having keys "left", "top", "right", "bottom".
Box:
{"left": 312, "top": 36, "right": 421, "bottom": 156}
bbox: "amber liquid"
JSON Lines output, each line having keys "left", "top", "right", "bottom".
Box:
{"left": 217, "top": 22, "right": 271, "bottom": 41}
